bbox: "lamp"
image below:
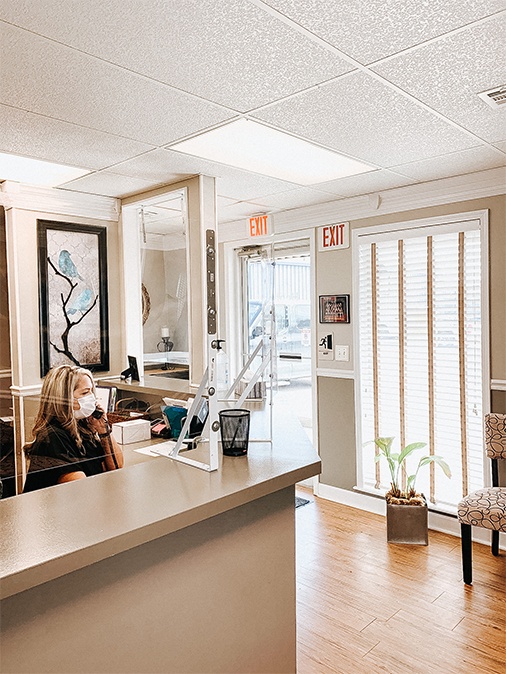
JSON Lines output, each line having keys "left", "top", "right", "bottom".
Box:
{"left": 157, "top": 327, "right": 174, "bottom": 370}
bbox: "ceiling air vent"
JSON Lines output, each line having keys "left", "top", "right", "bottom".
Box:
{"left": 478, "top": 86, "right": 506, "bottom": 109}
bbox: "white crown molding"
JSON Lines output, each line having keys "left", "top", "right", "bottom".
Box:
{"left": 0, "top": 181, "right": 119, "bottom": 222}
{"left": 275, "top": 167, "right": 506, "bottom": 233}
{"left": 491, "top": 379, "right": 506, "bottom": 391}
{"left": 218, "top": 167, "right": 506, "bottom": 242}
{"left": 316, "top": 368, "right": 355, "bottom": 379}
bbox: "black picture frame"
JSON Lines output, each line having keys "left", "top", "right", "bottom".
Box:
{"left": 319, "top": 294, "right": 350, "bottom": 324}
{"left": 38, "top": 219, "right": 110, "bottom": 376}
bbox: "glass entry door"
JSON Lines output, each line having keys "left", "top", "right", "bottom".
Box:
{"left": 241, "top": 242, "right": 312, "bottom": 437}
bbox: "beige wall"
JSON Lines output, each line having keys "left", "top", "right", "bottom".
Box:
{"left": 6, "top": 208, "right": 123, "bottom": 387}
{"left": 4, "top": 207, "right": 121, "bottom": 453}
{"left": 317, "top": 195, "right": 506, "bottom": 491}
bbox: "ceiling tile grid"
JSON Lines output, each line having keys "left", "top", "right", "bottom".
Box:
{"left": 390, "top": 145, "right": 506, "bottom": 182}
{"left": 0, "top": 22, "right": 234, "bottom": 146}
{"left": 372, "top": 16, "right": 506, "bottom": 143}
{"left": 253, "top": 71, "right": 479, "bottom": 166}
{"left": 249, "top": 187, "right": 339, "bottom": 210}
{"left": 312, "top": 169, "right": 416, "bottom": 197}
{"left": 109, "top": 148, "right": 301, "bottom": 200}
{"left": 260, "top": 0, "right": 506, "bottom": 64}
{"left": 0, "top": 0, "right": 354, "bottom": 111}
{"left": 1, "top": 2, "right": 504, "bottom": 218}
{"left": 217, "top": 196, "right": 270, "bottom": 223}
{"left": 58, "top": 172, "right": 157, "bottom": 198}
{"left": 0, "top": 104, "right": 154, "bottom": 170}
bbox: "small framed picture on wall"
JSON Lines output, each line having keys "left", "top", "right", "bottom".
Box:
{"left": 319, "top": 294, "right": 350, "bottom": 324}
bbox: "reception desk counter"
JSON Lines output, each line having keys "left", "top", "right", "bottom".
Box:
{"left": 1, "top": 401, "right": 320, "bottom": 674}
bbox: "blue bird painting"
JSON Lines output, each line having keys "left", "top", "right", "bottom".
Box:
{"left": 58, "top": 250, "right": 84, "bottom": 281}
{"left": 67, "top": 288, "right": 94, "bottom": 315}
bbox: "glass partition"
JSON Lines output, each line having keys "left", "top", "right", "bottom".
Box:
{"left": 124, "top": 189, "right": 190, "bottom": 379}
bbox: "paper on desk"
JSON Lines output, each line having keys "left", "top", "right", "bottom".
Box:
{"left": 134, "top": 440, "right": 178, "bottom": 457}
{"left": 133, "top": 446, "right": 162, "bottom": 457}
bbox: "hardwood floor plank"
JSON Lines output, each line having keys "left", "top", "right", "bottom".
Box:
{"left": 295, "top": 489, "right": 505, "bottom": 674}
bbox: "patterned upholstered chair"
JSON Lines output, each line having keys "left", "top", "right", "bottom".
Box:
{"left": 457, "top": 413, "right": 506, "bottom": 585}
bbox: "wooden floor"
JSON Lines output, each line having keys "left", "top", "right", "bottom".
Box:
{"left": 295, "top": 489, "right": 506, "bottom": 674}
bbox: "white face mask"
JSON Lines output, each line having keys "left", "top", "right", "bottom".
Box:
{"left": 73, "top": 393, "right": 97, "bottom": 420}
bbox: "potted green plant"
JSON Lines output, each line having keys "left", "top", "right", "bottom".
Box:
{"left": 373, "top": 437, "right": 451, "bottom": 545}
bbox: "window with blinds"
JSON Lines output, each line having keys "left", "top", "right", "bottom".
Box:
{"left": 355, "top": 214, "right": 488, "bottom": 512}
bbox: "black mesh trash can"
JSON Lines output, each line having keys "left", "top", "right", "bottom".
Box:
{"left": 219, "top": 409, "right": 250, "bottom": 456}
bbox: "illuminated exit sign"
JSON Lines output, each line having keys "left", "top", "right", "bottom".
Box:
{"left": 318, "top": 222, "right": 349, "bottom": 251}
{"left": 249, "top": 214, "right": 271, "bottom": 238}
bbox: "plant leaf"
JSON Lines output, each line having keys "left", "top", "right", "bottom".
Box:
{"left": 374, "top": 437, "right": 394, "bottom": 453}
{"left": 398, "top": 442, "right": 427, "bottom": 464}
{"left": 433, "top": 456, "right": 452, "bottom": 478}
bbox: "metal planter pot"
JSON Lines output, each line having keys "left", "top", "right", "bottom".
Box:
{"left": 386, "top": 500, "right": 428, "bottom": 545}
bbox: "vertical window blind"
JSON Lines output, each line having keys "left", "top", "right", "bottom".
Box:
{"left": 356, "top": 218, "right": 487, "bottom": 512}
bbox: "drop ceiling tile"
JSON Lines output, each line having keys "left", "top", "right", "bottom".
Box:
{"left": 493, "top": 140, "right": 506, "bottom": 153}
{"left": 57, "top": 172, "right": 157, "bottom": 198}
{"left": 0, "top": 0, "right": 353, "bottom": 111}
{"left": 165, "top": 153, "right": 301, "bottom": 201}
{"left": 373, "top": 17, "right": 506, "bottom": 143}
{"left": 216, "top": 171, "right": 298, "bottom": 201}
{"left": 312, "top": 169, "right": 415, "bottom": 197}
{"left": 390, "top": 145, "right": 506, "bottom": 181}
{"left": 111, "top": 148, "right": 299, "bottom": 201}
{"left": 217, "top": 198, "right": 268, "bottom": 224}
{"left": 249, "top": 187, "right": 337, "bottom": 210}
{"left": 254, "top": 72, "right": 477, "bottom": 166}
{"left": 261, "top": 0, "right": 506, "bottom": 64}
{"left": 109, "top": 149, "right": 194, "bottom": 183}
{"left": 0, "top": 22, "right": 234, "bottom": 146}
{"left": 0, "top": 105, "right": 153, "bottom": 170}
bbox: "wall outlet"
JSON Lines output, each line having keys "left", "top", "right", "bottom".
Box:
{"left": 335, "top": 345, "right": 349, "bottom": 361}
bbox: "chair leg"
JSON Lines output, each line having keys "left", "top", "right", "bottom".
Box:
{"left": 461, "top": 523, "right": 472, "bottom": 585}
{"left": 492, "top": 530, "right": 499, "bottom": 556}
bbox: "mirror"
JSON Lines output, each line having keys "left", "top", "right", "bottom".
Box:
{"left": 138, "top": 190, "right": 189, "bottom": 378}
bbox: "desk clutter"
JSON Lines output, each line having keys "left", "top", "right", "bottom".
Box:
{"left": 111, "top": 419, "right": 152, "bottom": 445}
{"left": 97, "top": 387, "right": 208, "bottom": 445}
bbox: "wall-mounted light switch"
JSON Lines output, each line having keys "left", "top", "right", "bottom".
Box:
{"left": 335, "top": 345, "right": 349, "bottom": 361}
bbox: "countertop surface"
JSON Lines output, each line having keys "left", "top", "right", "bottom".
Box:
{"left": 1, "top": 401, "right": 320, "bottom": 599}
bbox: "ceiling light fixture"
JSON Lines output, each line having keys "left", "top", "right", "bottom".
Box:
{"left": 169, "top": 119, "right": 375, "bottom": 185}
{"left": 0, "top": 153, "right": 91, "bottom": 187}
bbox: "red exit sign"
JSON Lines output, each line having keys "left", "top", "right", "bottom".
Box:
{"left": 249, "top": 215, "right": 270, "bottom": 238}
{"left": 318, "top": 222, "right": 349, "bottom": 251}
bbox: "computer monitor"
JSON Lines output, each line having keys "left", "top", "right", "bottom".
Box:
{"left": 120, "top": 355, "right": 140, "bottom": 381}
{"left": 189, "top": 398, "right": 209, "bottom": 438}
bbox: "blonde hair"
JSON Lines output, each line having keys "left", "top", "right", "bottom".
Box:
{"left": 31, "top": 364, "right": 96, "bottom": 449}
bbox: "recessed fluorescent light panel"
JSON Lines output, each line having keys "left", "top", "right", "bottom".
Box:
{"left": 0, "top": 153, "right": 91, "bottom": 187}
{"left": 170, "top": 119, "right": 375, "bottom": 185}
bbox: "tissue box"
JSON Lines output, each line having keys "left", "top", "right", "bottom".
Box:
{"left": 111, "top": 418, "right": 151, "bottom": 445}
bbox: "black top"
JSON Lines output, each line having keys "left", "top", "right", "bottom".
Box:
{"left": 23, "top": 420, "right": 106, "bottom": 493}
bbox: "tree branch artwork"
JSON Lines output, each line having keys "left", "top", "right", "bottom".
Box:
{"left": 38, "top": 220, "right": 110, "bottom": 376}
{"left": 47, "top": 253, "right": 99, "bottom": 366}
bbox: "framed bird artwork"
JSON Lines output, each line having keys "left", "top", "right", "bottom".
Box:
{"left": 37, "top": 220, "right": 110, "bottom": 376}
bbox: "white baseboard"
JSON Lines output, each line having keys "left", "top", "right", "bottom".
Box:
{"left": 314, "top": 481, "right": 505, "bottom": 550}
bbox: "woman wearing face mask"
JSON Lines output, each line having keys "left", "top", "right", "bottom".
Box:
{"left": 23, "top": 364, "right": 123, "bottom": 492}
